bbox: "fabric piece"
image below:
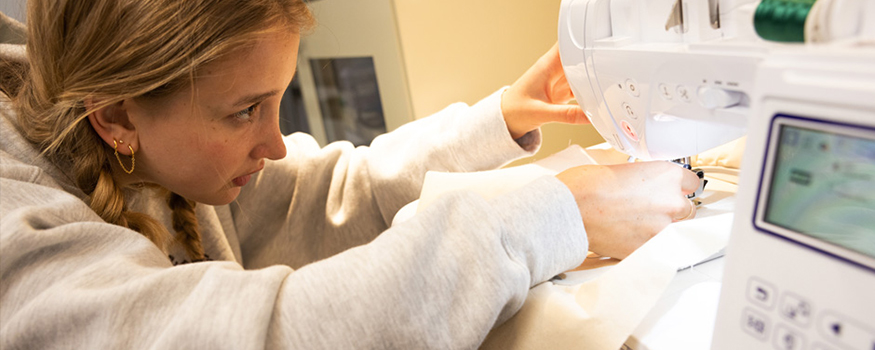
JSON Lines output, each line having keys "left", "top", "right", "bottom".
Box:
{"left": 406, "top": 144, "right": 735, "bottom": 350}
{"left": 480, "top": 212, "right": 732, "bottom": 350}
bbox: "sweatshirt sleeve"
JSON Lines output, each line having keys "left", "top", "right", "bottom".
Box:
{"left": 232, "top": 89, "right": 543, "bottom": 269}
{"left": 1, "top": 174, "right": 587, "bottom": 350}
{"left": 265, "top": 176, "right": 588, "bottom": 349}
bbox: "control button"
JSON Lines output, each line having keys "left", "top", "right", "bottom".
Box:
{"left": 658, "top": 83, "right": 673, "bottom": 100}
{"left": 676, "top": 85, "right": 692, "bottom": 102}
{"left": 780, "top": 293, "right": 812, "bottom": 327}
{"left": 742, "top": 307, "right": 771, "bottom": 341}
{"left": 698, "top": 86, "right": 743, "bottom": 109}
{"left": 622, "top": 102, "right": 637, "bottom": 119}
{"left": 818, "top": 312, "right": 875, "bottom": 350}
{"left": 620, "top": 120, "right": 639, "bottom": 142}
{"left": 747, "top": 277, "right": 777, "bottom": 310}
{"left": 625, "top": 79, "right": 640, "bottom": 97}
{"left": 773, "top": 325, "right": 805, "bottom": 350}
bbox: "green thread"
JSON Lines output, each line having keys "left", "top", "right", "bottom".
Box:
{"left": 754, "top": 0, "right": 818, "bottom": 42}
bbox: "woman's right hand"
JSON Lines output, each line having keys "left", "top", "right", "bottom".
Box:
{"left": 555, "top": 161, "right": 701, "bottom": 259}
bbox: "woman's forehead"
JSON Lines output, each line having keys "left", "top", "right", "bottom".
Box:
{"left": 191, "top": 32, "right": 300, "bottom": 106}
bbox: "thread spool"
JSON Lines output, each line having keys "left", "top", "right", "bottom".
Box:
{"left": 806, "top": 0, "right": 872, "bottom": 43}
{"left": 754, "top": 0, "right": 818, "bottom": 42}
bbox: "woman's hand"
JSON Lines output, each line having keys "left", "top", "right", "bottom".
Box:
{"left": 501, "top": 43, "right": 589, "bottom": 139}
{"left": 556, "top": 162, "right": 701, "bottom": 259}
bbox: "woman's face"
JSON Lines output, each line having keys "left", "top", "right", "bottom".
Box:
{"left": 124, "top": 31, "right": 300, "bottom": 205}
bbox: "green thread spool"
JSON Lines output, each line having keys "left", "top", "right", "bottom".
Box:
{"left": 754, "top": 0, "right": 818, "bottom": 42}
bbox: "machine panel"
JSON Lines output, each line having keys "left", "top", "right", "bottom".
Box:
{"left": 756, "top": 115, "right": 875, "bottom": 270}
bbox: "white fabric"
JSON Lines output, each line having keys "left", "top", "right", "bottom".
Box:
{"left": 403, "top": 144, "right": 736, "bottom": 350}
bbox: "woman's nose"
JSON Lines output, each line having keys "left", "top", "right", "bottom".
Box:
{"left": 264, "top": 128, "right": 287, "bottom": 160}
{"left": 252, "top": 117, "right": 287, "bottom": 161}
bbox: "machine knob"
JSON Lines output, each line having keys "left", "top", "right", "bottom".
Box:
{"left": 697, "top": 86, "right": 743, "bottom": 109}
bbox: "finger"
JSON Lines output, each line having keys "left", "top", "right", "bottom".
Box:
{"left": 672, "top": 198, "right": 697, "bottom": 222}
{"left": 570, "top": 256, "right": 620, "bottom": 271}
{"left": 542, "top": 43, "right": 561, "bottom": 69}
{"left": 680, "top": 168, "right": 701, "bottom": 196}
{"left": 541, "top": 103, "right": 589, "bottom": 125}
{"left": 550, "top": 76, "right": 576, "bottom": 103}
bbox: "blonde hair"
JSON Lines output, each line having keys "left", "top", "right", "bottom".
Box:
{"left": 4, "top": 0, "right": 314, "bottom": 260}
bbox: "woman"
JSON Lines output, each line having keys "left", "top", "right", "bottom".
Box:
{"left": 0, "top": 0, "right": 698, "bottom": 348}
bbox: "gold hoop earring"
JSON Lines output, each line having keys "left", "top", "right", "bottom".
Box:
{"left": 113, "top": 140, "right": 135, "bottom": 174}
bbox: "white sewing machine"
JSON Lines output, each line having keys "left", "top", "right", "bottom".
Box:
{"left": 559, "top": 0, "right": 769, "bottom": 162}
{"left": 559, "top": 0, "right": 875, "bottom": 349}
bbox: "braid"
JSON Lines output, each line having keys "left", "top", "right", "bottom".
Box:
{"left": 82, "top": 145, "right": 172, "bottom": 252}
{"left": 167, "top": 192, "right": 205, "bottom": 262}
{"left": 63, "top": 119, "right": 171, "bottom": 251}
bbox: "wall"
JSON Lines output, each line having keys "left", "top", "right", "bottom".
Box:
{"left": 393, "top": 0, "right": 605, "bottom": 163}
{"left": 296, "top": 0, "right": 414, "bottom": 145}
{"left": 1, "top": 0, "right": 26, "bottom": 23}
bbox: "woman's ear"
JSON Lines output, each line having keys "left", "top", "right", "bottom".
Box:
{"left": 86, "top": 99, "right": 139, "bottom": 155}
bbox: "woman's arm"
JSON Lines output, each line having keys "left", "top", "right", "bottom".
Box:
{"left": 232, "top": 89, "right": 538, "bottom": 269}
{"left": 1, "top": 169, "right": 586, "bottom": 350}
{"left": 264, "top": 176, "right": 588, "bottom": 349}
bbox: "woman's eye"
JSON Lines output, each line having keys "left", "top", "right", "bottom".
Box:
{"left": 233, "top": 104, "right": 259, "bottom": 121}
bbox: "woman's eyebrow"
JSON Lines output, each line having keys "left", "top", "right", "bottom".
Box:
{"left": 233, "top": 90, "right": 281, "bottom": 107}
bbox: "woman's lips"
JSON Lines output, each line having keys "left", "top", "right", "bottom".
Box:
{"left": 232, "top": 174, "right": 252, "bottom": 187}
{"left": 233, "top": 163, "right": 264, "bottom": 187}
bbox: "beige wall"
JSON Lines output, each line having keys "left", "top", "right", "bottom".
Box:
{"left": 299, "top": 0, "right": 606, "bottom": 160}
{"left": 393, "top": 0, "right": 605, "bottom": 163}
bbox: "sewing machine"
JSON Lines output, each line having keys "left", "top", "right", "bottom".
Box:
{"left": 558, "top": 0, "right": 875, "bottom": 349}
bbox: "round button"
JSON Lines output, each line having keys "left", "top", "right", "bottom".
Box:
{"left": 620, "top": 120, "right": 639, "bottom": 142}
{"left": 658, "top": 83, "right": 673, "bottom": 100}
{"left": 625, "top": 79, "right": 640, "bottom": 97}
{"left": 622, "top": 102, "right": 637, "bottom": 120}
{"left": 676, "top": 85, "right": 692, "bottom": 102}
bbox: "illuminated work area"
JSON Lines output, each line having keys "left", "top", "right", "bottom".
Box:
{"left": 0, "top": 0, "right": 873, "bottom": 349}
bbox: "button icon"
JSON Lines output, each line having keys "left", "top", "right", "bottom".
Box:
{"left": 756, "top": 287, "right": 769, "bottom": 301}
{"left": 818, "top": 312, "right": 875, "bottom": 350}
{"left": 625, "top": 79, "right": 640, "bottom": 97}
{"left": 620, "top": 120, "right": 639, "bottom": 142}
{"left": 676, "top": 85, "right": 692, "bottom": 102}
{"left": 742, "top": 308, "right": 771, "bottom": 341}
{"left": 747, "top": 277, "right": 777, "bottom": 310}
{"left": 658, "top": 83, "right": 673, "bottom": 100}
{"left": 780, "top": 293, "right": 812, "bottom": 327}
{"left": 774, "top": 325, "right": 805, "bottom": 350}
{"left": 621, "top": 102, "right": 637, "bottom": 120}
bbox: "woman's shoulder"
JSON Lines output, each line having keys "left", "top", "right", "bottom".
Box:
{"left": 1, "top": 98, "right": 87, "bottom": 200}
{"left": 1, "top": 117, "right": 100, "bottom": 237}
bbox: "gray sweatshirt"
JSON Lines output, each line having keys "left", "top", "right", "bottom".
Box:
{"left": 0, "top": 88, "right": 589, "bottom": 349}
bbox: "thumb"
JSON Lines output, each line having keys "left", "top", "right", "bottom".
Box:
{"left": 541, "top": 104, "right": 589, "bottom": 125}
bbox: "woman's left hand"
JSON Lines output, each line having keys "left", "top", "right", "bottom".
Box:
{"left": 501, "top": 43, "right": 589, "bottom": 140}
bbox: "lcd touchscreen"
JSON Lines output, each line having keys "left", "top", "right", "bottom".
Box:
{"left": 764, "top": 124, "right": 875, "bottom": 259}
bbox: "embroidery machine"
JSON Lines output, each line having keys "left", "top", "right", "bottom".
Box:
{"left": 558, "top": 0, "right": 875, "bottom": 349}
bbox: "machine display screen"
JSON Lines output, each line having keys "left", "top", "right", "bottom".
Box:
{"left": 763, "top": 122, "right": 875, "bottom": 259}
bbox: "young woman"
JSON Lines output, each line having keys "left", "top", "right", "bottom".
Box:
{"left": 0, "top": 1, "right": 698, "bottom": 348}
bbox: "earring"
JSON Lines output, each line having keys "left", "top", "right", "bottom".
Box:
{"left": 113, "top": 139, "right": 135, "bottom": 174}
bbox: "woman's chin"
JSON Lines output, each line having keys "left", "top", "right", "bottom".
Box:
{"left": 184, "top": 187, "right": 242, "bottom": 206}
